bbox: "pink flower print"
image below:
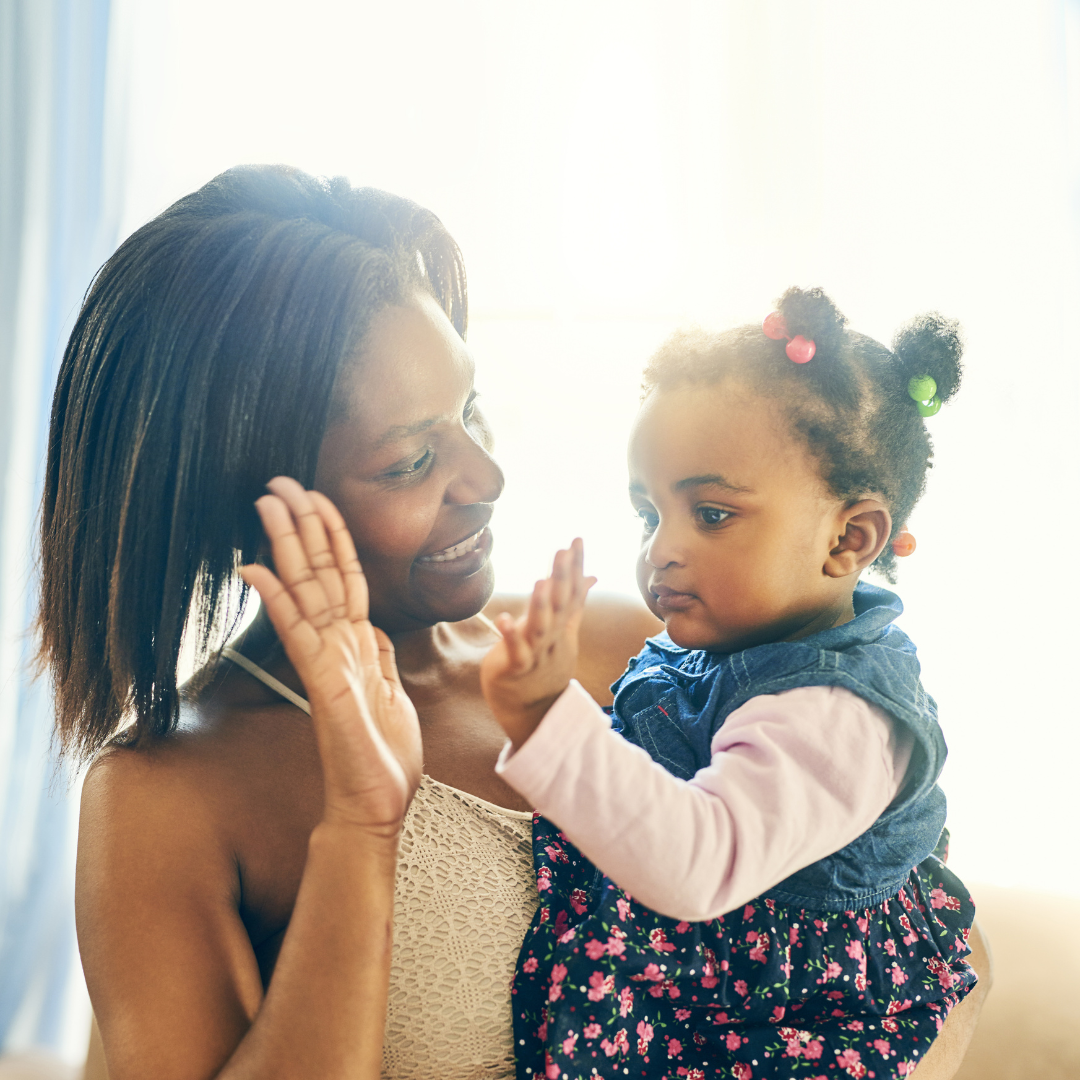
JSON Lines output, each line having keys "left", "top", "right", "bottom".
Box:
{"left": 675, "top": 920, "right": 691, "bottom": 933}
{"left": 854, "top": 972, "right": 867, "bottom": 991}
{"left": 561, "top": 1031, "right": 578, "bottom": 1056}
{"left": 732, "top": 1063, "right": 753, "bottom": 1080}
{"left": 538, "top": 906, "right": 549, "bottom": 923}
{"left": 886, "top": 998, "right": 913, "bottom": 1014}
{"left": 897, "top": 1062, "right": 918, "bottom": 1077}
{"left": 881, "top": 1016, "right": 899, "bottom": 1033}
{"left": 551, "top": 963, "right": 567, "bottom": 984}
{"left": 900, "top": 890, "right": 914, "bottom": 912}
{"left": 837, "top": 1048, "right": 866, "bottom": 1077}
{"left": 537, "top": 1021, "right": 548, "bottom": 1041}
{"left": 802, "top": 1039, "right": 824, "bottom": 1060}
{"left": 569, "top": 888, "right": 589, "bottom": 915}
{"left": 665, "top": 979, "right": 681, "bottom": 999}
{"left": 890, "top": 964, "right": 908, "bottom": 986}
{"left": 789, "top": 926, "right": 800, "bottom": 944}
{"left": 585, "top": 938, "right": 607, "bottom": 960}
{"left": 856, "top": 916, "right": 868, "bottom": 933}
{"left": 618, "top": 986, "right": 634, "bottom": 1018}
{"left": 600, "top": 1038, "right": 618, "bottom": 1058}
{"left": 692, "top": 1032, "right": 705, "bottom": 1047}
{"left": 544, "top": 843, "right": 567, "bottom": 864}
{"left": 745, "top": 930, "right": 758, "bottom": 943}
{"left": 649, "top": 928, "right": 677, "bottom": 953}
{"left": 675, "top": 1008, "right": 691, "bottom": 1020}
{"left": 845, "top": 939, "right": 864, "bottom": 961}
{"left": 667, "top": 1037, "right": 683, "bottom": 1057}
{"left": 778, "top": 1027, "right": 797, "bottom": 1040}
{"left": 523, "top": 957, "right": 538, "bottom": 973}
{"left": 873, "top": 1038, "right": 891, "bottom": 1055}
{"left": 749, "top": 932, "right": 769, "bottom": 963}
{"left": 617, "top": 897, "right": 632, "bottom": 921}
{"left": 930, "top": 888, "right": 962, "bottom": 912}
{"left": 643, "top": 962, "right": 664, "bottom": 981}
{"left": 547, "top": 983, "right": 563, "bottom": 1002}
{"left": 765, "top": 898, "right": 775, "bottom": 913}
{"left": 712, "top": 1011, "right": 729, "bottom": 1024}
{"left": 584, "top": 1023, "right": 601, "bottom": 1039}
{"left": 771, "top": 1006, "right": 785, "bottom": 1023}
{"left": 544, "top": 1052, "right": 560, "bottom": 1079}
{"left": 587, "top": 971, "right": 614, "bottom": 1001}
{"left": 554, "top": 910, "right": 569, "bottom": 938}
{"left": 558, "top": 928, "right": 575, "bottom": 945}
{"left": 824, "top": 961, "right": 842, "bottom": 980}
{"left": 647, "top": 983, "right": 664, "bottom": 998}
{"left": 742, "top": 904, "right": 756, "bottom": 920}
{"left": 537, "top": 866, "right": 552, "bottom": 892}
{"left": 614, "top": 1028, "right": 630, "bottom": 1055}
{"left": 726, "top": 1032, "right": 743, "bottom": 1051}
{"left": 636, "top": 1020, "right": 654, "bottom": 1054}
{"left": 884, "top": 938, "right": 897, "bottom": 956}
{"left": 826, "top": 990, "right": 844, "bottom": 1000}
{"left": 721, "top": 959, "right": 730, "bottom": 971}
{"left": 784, "top": 1037, "right": 803, "bottom": 1058}
{"left": 606, "top": 935, "right": 627, "bottom": 958}
{"left": 734, "top": 979, "right": 749, "bottom": 997}
{"left": 899, "top": 913, "right": 912, "bottom": 932}
{"left": 686, "top": 1070, "right": 705, "bottom": 1080}
{"left": 846, "top": 1020, "right": 864, "bottom": 1031}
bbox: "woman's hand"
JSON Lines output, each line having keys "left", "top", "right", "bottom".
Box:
{"left": 241, "top": 476, "right": 421, "bottom": 834}
{"left": 480, "top": 538, "right": 596, "bottom": 749}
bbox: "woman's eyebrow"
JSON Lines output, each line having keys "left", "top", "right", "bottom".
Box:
{"left": 673, "top": 474, "right": 754, "bottom": 495}
{"left": 374, "top": 416, "right": 441, "bottom": 448}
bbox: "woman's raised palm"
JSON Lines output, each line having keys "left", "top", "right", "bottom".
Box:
{"left": 241, "top": 477, "right": 422, "bottom": 832}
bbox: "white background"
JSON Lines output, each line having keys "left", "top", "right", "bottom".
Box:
{"left": 111, "top": 0, "right": 1080, "bottom": 896}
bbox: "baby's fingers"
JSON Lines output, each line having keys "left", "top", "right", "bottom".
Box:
{"left": 495, "top": 611, "right": 534, "bottom": 673}
{"left": 524, "top": 577, "right": 554, "bottom": 646}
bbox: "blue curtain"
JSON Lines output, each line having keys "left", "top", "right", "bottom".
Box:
{"left": 0, "top": 0, "right": 122, "bottom": 1056}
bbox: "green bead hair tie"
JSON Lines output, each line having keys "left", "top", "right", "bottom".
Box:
{"left": 907, "top": 374, "right": 941, "bottom": 416}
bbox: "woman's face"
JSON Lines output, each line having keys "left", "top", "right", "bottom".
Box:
{"left": 314, "top": 291, "right": 504, "bottom": 634}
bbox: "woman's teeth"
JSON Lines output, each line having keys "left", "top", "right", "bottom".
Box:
{"left": 422, "top": 529, "right": 485, "bottom": 563}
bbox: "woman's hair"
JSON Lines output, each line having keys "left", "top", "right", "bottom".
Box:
{"left": 642, "top": 286, "right": 963, "bottom": 581}
{"left": 38, "top": 164, "right": 467, "bottom": 762}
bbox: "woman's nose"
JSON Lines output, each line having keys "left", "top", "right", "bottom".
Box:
{"left": 445, "top": 437, "right": 505, "bottom": 506}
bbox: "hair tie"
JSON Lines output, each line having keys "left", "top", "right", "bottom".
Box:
{"left": 892, "top": 528, "right": 916, "bottom": 558}
{"left": 907, "top": 374, "right": 941, "bottom": 416}
{"left": 762, "top": 311, "right": 816, "bottom": 364}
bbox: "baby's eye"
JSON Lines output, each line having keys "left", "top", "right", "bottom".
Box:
{"left": 697, "top": 506, "right": 730, "bottom": 527}
{"left": 463, "top": 394, "right": 478, "bottom": 422}
{"left": 636, "top": 507, "right": 659, "bottom": 532}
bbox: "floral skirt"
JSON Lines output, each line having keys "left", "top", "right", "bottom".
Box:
{"left": 512, "top": 819, "right": 977, "bottom": 1080}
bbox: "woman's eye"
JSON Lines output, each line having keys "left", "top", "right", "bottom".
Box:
{"left": 394, "top": 449, "right": 432, "bottom": 476}
{"left": 697, "top": 506, "right": 730, "bottom": 527}
{"left": 636, "top": 508, "right": 659, "bottom": 532}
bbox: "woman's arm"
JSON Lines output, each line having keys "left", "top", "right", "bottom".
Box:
{"left": 80, "top": 480, "right": 420, "bottom": 1080}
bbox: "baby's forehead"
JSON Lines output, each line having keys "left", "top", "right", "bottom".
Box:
{"left": 628, "top": 382, "right": 831, "bottom": 500}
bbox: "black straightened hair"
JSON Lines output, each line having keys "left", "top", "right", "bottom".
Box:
{"left": 642, "top": 286, "right": 963, "bottom": 582}
{"left": 38, "top": 164, "right": 466, "bottom": 762}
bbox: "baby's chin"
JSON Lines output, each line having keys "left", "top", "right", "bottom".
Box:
{"left": 661, "top": 611, "right": 782, "bottom": 655}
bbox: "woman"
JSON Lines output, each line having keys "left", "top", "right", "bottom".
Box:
{"left": 38, "top": 165, "right": 988, "bottom": 1080}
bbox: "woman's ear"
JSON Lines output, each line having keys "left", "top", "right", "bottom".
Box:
{"left": 824, "top": 500, "right": 892, "bottom": 578}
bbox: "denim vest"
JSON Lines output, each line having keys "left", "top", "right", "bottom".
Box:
{"left": 609, "top": 581, "right": 947, "bottom": 912}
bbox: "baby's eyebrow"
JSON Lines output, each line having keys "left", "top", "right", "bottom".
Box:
{"left": 673, "top": 474, "right": 754, "bottom": 495}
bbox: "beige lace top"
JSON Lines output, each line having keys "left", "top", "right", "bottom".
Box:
{"left": 221, "top": 648, "right": 539, "bottom": 1080}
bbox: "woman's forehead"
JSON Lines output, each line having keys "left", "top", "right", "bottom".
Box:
{"left": 335, "top": 293, "right": 474, "bottom": 439}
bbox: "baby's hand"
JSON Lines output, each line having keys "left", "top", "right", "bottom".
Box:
{"left": 480, "top": 538, "right": 596, "bottom": 749}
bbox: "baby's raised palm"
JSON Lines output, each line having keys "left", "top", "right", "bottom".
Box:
{"left": 241, "top": 477, "right": 421, "bottom": 834}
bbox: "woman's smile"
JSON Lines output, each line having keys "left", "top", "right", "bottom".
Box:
{"left": 416, "top": 525, "right": 493, "bottom": 573}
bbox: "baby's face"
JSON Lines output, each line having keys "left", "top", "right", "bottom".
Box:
{"left": 628, "top": 379, "right": 852, "bottom": 652}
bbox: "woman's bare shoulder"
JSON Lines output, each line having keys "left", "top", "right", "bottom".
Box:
{"left": 485, "top": 591, "right": 662, "bottom": 705}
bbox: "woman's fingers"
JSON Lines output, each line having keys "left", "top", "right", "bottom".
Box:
{"left": 372, "top": 627, "right": 403, "bottom": 690}
{"left": 310, "top": 490, "right": 369, "bottom": 625}
{"left": 240, "top": 563, "right": 323, "bottom": 662}
{"left": 266, "top": 477, "right": 348, "bottom": 620}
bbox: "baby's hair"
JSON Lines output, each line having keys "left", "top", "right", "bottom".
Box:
{"left": 642, "top": 286, "right": 964, "bottom": 581}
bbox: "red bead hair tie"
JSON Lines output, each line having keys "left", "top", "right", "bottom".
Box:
{"left": 892, "top": 529, "right": 916, "bottom": 558}
{"left": 762, "top": 311, "right": 816, "bottom": 364}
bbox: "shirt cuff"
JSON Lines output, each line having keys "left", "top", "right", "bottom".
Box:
{"left": 494, "top": 679, "right": 611, "bottom": 799}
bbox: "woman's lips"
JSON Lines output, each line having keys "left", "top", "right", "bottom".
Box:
{"left": 415, "top": 527, "right": 493, "bottom": 575}
{"left": 651, "top": 584, "right": 697, "bottom": 612}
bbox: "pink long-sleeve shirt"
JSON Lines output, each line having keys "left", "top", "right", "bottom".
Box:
{"left": 495, "top": 681, "right": 913, "bottom": 922}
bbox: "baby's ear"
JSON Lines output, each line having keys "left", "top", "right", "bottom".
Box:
{"left": 824, "top": 500, "right": 892, "bottom": 578}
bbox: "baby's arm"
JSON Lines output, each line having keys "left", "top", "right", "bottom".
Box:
{"left": 495, "top": 681, "right": 912, "bottom": 922}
